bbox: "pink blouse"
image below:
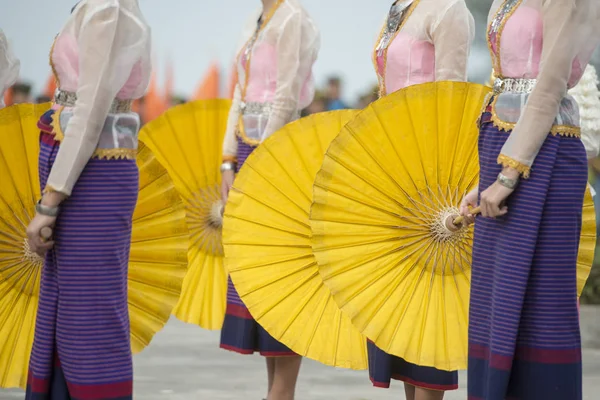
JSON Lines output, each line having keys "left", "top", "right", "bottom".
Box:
{"left": 222, "top": 0, "right": 320, "bottom": 158}
{"left": 373, "top": 0, "right": 474, "bottom": 96}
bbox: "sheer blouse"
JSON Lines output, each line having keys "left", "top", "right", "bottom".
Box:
{"left": 46, "top": 0, "right": 151, "bottom": 195}
{"left": 374, "top": 0, "right": 474, "bottom": 96}
{"left": 222, "top": 0, "right": 320, "bottom": 160}
{"left": 0, "top": 29, "right": 19, "bottom": 108}
{"left": 487, "top": 0, "right": 600, "bottom": 177}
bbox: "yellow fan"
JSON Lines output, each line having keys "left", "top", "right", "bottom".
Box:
{"left": 139, "top": 99, "right": 232, "bottom": 330}
{"left": 0, "top": 103, "right": 188, "bottom": 389}
{"left": 223, "top": 111, "right": 368, "bottom": 369}
{"left": 310, "top": 81, "right": 595, "bottom": 372}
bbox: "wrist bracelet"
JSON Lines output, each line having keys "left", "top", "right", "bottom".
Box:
{"left": 35, "top": 199, "right": 60, "bottom": 217}
{"left": 220, "top": 162, "right": 236, "bottom": 173}
{"left": 497, "top": 172, "right": 519, "bottom": 190}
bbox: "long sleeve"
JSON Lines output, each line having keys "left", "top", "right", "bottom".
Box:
{"left": 497, "top": 0, "right": 596, "bottom": 177}
{"left": 222, "top": 83, "right": 241, "bottom": 160}
{"left": 0, "top": 29, "right": 19, "bottom": 107}
{"left": 46, "top": 2, "right": 143, "bottom": 195}
{"left": 431, "top": 1, "right": 474, "bottom": 82}
{"left": 262, "top": 11, "right": 304, "bottom": 138}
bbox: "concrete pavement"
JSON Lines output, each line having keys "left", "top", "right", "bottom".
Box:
{"left": 3, "top": 307, "right": 600, "bottom": 399}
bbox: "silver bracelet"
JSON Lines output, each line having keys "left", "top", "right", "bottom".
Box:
{"left": 35, "top": 199, "right": 60, "bottom": 217}
{"left": 497, "top": 172, "right": 519, "bottom": 190}
{"left": 220, "top": 162, "right": 236, "bottom": 173}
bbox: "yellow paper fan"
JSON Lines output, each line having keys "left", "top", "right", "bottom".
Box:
{"left": 310, "top": 81, "right": 594, "bottom": 372}
{"left": 223, "top": 110, "right": 368, "bottom": 369}
{"left": 0, "top": 104, "right": 188, "bottom": 388}
{"left": 139, "top": 99, "right": 232, "bottom": 330}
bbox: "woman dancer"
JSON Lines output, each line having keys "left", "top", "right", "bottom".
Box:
{"left": 0, "top": 29, "right": 19, "bottom": 108}
{"left": 368, "top": 1, "right": 473, "bottom": 399}
{"left": 461, "top": 0, "right": 600, "bottom": 399}
{"left": 219, "top": 1, "right": 319, "bottom": 399}
{"left": 25, "top": 1, "right": 150, "bottom": 398}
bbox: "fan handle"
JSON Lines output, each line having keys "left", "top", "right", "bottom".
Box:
{"left": 446, "top": 207, "right": 482, "bottom": 232}
{"left": 40, "top": 227, "right": 53, "bottom": 242}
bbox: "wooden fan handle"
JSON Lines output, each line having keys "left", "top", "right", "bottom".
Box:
{"left": 40, "top": 227, "right": 53, "bottom": 242}
{"left": 452, "top": 207, "right": 481, "bottom": 226}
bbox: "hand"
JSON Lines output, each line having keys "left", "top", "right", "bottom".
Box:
{"left": 220, "top": 170, "right": 235, "bottom": 208}
{"left": 459, "top": 187, "right": 479, "bottom": 227}
{"left": 26, "top": 213, "right": 56, "bottom": 257}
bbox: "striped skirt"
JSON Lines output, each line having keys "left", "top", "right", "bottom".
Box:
{"left": 26, "top": 132, "right": 138, "bottom": 400}
{"left": 468, "top": 114, "right": 586, "bottom": 400}
{"left": 219, "top": 137, "right": 296, "bottom": 357}
{"left": 368, "top": 341, "right": 458, "bottom": 391}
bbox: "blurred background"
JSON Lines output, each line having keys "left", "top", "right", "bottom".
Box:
{"left": 2, "top": 0, "right": 600, "bottom": 301}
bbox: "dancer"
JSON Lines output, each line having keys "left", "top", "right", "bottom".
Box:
{"left": 367, "top": 1, "right": 473, "bottom": 399}
{"left": 461, "top": 0, "right": 600, "bottom": 399}
{"left": 0, "top": 29, "right": 19, "bottom": 108}
{"left": 219, "top": 0, "right": 319, "bottom": 399}
{"left": 24, "top": 0, "right": 150, "bottom": 399}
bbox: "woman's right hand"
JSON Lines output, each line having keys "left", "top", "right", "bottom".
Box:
{"left": 220, "top": 170, "right": 235, "bottom": 209}
{"left": 459, "top": 186, "right": 479, "bottom": 227}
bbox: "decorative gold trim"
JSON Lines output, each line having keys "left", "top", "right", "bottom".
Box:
{"left": 372, "top": 0, "right": 421, "bottom": 97}
{"left": 487, "top": 0, "right": 522, "bottom": 78}
{"left": 50, "top": 106, "right": 65, "bottom": 141}
{"left": 236, "top": 0, "right": 285, "bottom": 146}
{"left": 497, "top": 154, "right": 531, "bottom": 179}
{"left": 222, "top": 155, "right": 238, "bottom": 163}
{"left": 43, "top": 129, "right": 137, "bottom": 160}
{"left": 92, "top": 148, "right": 137, "bottom": 160}
{"left": 489, "top": 96, "right": 581, "bottom": 138}
{"left": 42, "top": 185, "right": 58, "bottom": 194}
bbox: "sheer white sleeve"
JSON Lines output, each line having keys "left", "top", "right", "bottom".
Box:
{"left": 46, "top": 2, "right": 146, "bottom": 195}
{"left": 431, "top": 0, "right": 474, "bottom": 82}
{"left": 222, "top": 83, "right": 241, "bottom": 160}
{"left": 0, "top": 29, "right": 19, "bottom": 107}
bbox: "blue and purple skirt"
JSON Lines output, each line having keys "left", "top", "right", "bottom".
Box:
{"left": 219, "top": 137, "right": 296, "bottom": 357}
{"left": 26, "top": 123, "right": 138, "bottom": 399}
{"left": 368, "top": 341, "right": 458, "bottom": 390}
{"left": 468, "top": 113, "right": 586, "bottom": 400}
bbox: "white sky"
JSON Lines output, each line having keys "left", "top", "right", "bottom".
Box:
{"left": 0, "top": 0, "right": 492, "bottom": 103}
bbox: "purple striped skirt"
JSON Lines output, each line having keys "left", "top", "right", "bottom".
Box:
{"left": 219, "top": 137, "right": 296, "bottom": 357}
{"left": 26, "top": 132, "right": 138, "bottom": 400}
{"left": 468, "top": 113, "right": 586, "bottom": 400}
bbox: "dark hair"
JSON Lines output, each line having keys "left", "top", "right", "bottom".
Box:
{"left": 35, "top": 95, "right": 52, "bottom": 104}
{"left": 12, "top": 83, "right": 32, "bottom": 95}
{"left": 327, "top": 76, "right": 342, "bottom": 86}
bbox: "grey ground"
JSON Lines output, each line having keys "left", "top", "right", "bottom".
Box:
{"left": 3, "top": 306, "right": 600, "bottom": 400}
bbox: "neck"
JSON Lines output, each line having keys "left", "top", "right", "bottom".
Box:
{"left": 262, "top": 0, "right": 278, "bottom": 11}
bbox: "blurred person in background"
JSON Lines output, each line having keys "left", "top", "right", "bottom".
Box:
{"left": 0, "top": 29, "right": 19, "bottom": 108}
{"left": 35, "top": 95, "right": 52, "bottom": 104}
{"left": 9, "top": 82, "right": 32, "bottom": 104}
{"left": 325, "top": 75, "right": 348, "bottom": 110}
{"left": 219, "top": 0, "right": 320, "bottom": 399}
{"left": 368, "top": 1, "right": 474, "bottom": 399}
{"left": 301, "top": 89, "right": 326, "bottom": 116}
